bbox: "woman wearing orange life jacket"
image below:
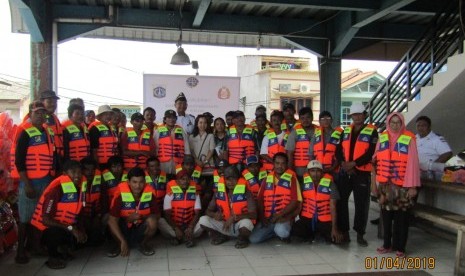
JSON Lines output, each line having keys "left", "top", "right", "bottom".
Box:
{"left": 260, "top": 110, "right": 286, "bottom": 171}
{"left": 121, "top": 112, "right": 155, "bottom": 170}
{"left": 374, "top": 112, "right": 420, "bottom": 258}
{"left": 62, "top": 104, "right": 90, "bottom": 162}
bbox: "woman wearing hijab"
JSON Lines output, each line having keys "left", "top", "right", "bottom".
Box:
{"left": 373, "top": 112, "right": 420, "bottom": 257}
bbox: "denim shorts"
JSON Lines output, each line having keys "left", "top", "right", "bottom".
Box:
{"left": 18, "top": 176, "right": 51, "bottom": 223}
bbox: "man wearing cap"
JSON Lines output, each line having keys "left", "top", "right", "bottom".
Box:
{"left": 153, "top": 109, "right": 191, "bottom": 178}
{"left": 285, "top": 107, "right": 318, "bottom": 182}
{"left": 250, "top": 105, "right": 269, "bottom": 129}
{"left": 62, "top": 104, "right": 90, "bottom": 162}
{"left": 281, "top": 102, "right": 299, "bottom": 133}
{"left": 335, "top": 102, "right": 378, "bottom": 246}
{"left": 121, "top": 112, "right": 155, "bottom": 170}
{"left": 174, "top": 92, "right": 196, "bottom": 135}
{"left": 249, "top": 152, "right": 301, "bottom": 244}
{"left": 88, "top": 105, "right": 119, "bottom": 170}
{"left": 200, "top": 166, "right": 256, "bottom": 248}
{"left": 203, "top": 112, "right": 214, "bottom": 127}
{"left": 225, "top": 110, "right": 258, "bottom": 172}
{"left": 242, "top": 156, "right": 267, "bottom": 199}
{"left": 260, "top": 110, "right": 286, "bottom": 171}
{"left": 212, "top": 159, "right": 228, "bottom": 193}
{"left": 310, "top": 111, "right": 344, "bottom": 174}
{"left": 12, "top": 101, "right": 56, "bottom": 264}
{"left": 292, "top": 160, "right": 342, "bottom": 244}
{"left": 159, "top": 169, "right": 202, "bottom": 247}
{"left": 40, "top": 90, "right": 64, "bottom": 161}
{"left": 142, "top": 107, "right": 157, "bottom": 137}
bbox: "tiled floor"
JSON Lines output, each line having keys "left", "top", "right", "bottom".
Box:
{"left": 0, "top": 202, "right": 456, "bottom": 276}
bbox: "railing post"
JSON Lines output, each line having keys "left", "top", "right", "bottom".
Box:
{"left": 406, "top": 53, "right": 411, "bottom": 101}
{"left": 386, "top": 78, "right": 390, "bottom": 116}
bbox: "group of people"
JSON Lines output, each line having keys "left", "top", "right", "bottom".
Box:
{"left": 10, "top": 89, "right": 453, "bottom": 269}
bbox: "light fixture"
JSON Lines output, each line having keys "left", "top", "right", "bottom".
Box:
{"left": 257, "top": 34, "right": 261, "bottom": 51}
{"left": 291, "top": 46, "right": 294, "bottom": 53}
{"left": 192, "top": 60, "right": 199, "bottom": 76}
{"left": 170, "top": 2, "right": 190, "bottom": 65}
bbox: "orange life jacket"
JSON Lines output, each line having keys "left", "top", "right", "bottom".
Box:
{"left": 168, "top": 183, "right": 197, "bottom": 227}
{"left": 11, "top": 122, "right": 55, "bottom": 179}
{"left": 81, "top": 170, "right": 102, "bottom": 216}
{"left": 262, "top": 129, "right": 286, "bottom": 171}
{"left": 31, "top": 175, "right": 87, "bottom": 230}
{"left": 227, "top": 125, "right": 255, "bottom": 165}
{"left": 376, "top": 131, "right": 414, "bottom": 186}
{"left": 88, "top": 121, "right": 119, "bottom": 165}
{"left": 242, "top": 168, "right": 267, "bottom": 199}
{"left": 157, "top": 125, "right": 185, "bottom": 164}
{"left": 145, "top": 171, "right": 167, "bottom": 211}
{"left": 341, "top": 124, "right": 376, "bottom": 172}
{"left": 263, "top": 169, "right": 295, "bottom": 218}
{"left": 175, "top": 164, "right": 202, "bottom": 188}
{"left": 300, "top": 173, "right": 332, "bottom": 222}
{"left": 313, "top": 127, "right": 344, "bottom": 170}
{"left": 216, "top": 178, "right": 253, "bottom": 223}
{"left": 123, "top": 127, "right": 152, "bottom": 169}
{"left": 46, "top": 113, "right": 63, "bottom": 157}
{"left": 102, "top": 170, "right": 128, "bottom": 203}
{"left": 293, "top": 124, "right": 313, "bottom": 167}
{"left": 118, "top": 181, "right": 154, "bottom": 226}
{"left": 63, "top": 121, "right": 90, "bottom": 161}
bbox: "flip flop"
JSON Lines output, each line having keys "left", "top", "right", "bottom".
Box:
{"left": 234, "top": 239, "right": 249, "bottom": 249}
{"left": 377, "top": 247, "right": 392, "bottom": 254}
{"left": 139, "top": 246, "right": 155, "bottom": 256}
{"left": 211, "top": 235, "right": 229, "bottom": 245}
{"left": 45, "top": 258, "right": 66, "bottom": 270}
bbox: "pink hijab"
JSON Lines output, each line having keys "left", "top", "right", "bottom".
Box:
{"left": 376, "top": 112, "right": 421, "bottom": 187}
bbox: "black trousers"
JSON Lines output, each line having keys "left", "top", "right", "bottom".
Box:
{"left": 382, "top": 208, "right": 410, "bottom": 253}
{"left": 42, "top": 227, "right": 74, "bottom": 258}
{"left": 336, "top": 171, "right": 371, "bottom": 235}
{"left": 291, "top": 217, "right": 332, "bottom": 242}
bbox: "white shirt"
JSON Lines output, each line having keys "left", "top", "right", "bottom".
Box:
{"left": 163, "top": 193, "right": 201, "bottom": 210}
{"left": 416, "top": 131, "right": 452, "bottom": 163}
{"left": 260, "top": 131, "right": 286, "bottom": 155}
{"left": 177, "top": 114, "right": 195, "bottom": 135}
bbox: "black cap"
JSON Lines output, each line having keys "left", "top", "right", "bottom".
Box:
{"left": 39, "top": 90, "right": 60, "bottom": 100}
{"left": 131, "top": 112, "right": 144, "bottom": 121}
{"left": 175, "top": 92, "right": 187, "bottom": 103}
{"left": 232, "top": 110, "right": 245, "bottom": 118}
{"left": 282, "top": 102, "right": 295, "bottom": 111}
{"left": 203, "top": 112, "right": 214, "bottom": 119}
{"left": 256, "top": 105, "right": 266, "bottom": 111}
{"left": 319, "top": 111, "right": 333, "bottom": 119}
{"left": 85, "top": 110, "right": 95, "bottom": 116}
{"left": 164, "top": 109, "right": 177, "bottom": 118}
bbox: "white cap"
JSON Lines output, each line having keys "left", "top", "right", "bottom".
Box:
{"left": 307, "top": 160, "right": 323, "bottom": 170}
{"left": 349, "top": 102, "right": 365, "bottom": 115}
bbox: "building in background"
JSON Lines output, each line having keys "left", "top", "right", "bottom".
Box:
{"left": 0, "top": 78, "right": 29, "bottom": 124}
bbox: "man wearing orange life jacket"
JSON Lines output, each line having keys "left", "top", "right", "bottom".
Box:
{"left": 62, "top": 104, "right": 90, "bottom": 162}
{"left": 107, "top": 167, "right": 158, "bottom": 257}
{"left": 153, "top": 109, "right": 191, "bottom": 179}
{"left": 144, "top": 157, "right": 167, "bottom": 213}
{"left": 88, "top": 105, "right": 119, "bottom": 170}
{"left": 285, "top": 107, "right": 317, "bottom": 182}
{"left": 281, "top": 102, "right": 299, "bottom": 133}
{"left": 249, "top": 152, "right": 301, "bottom": 244}
{"left": 260, "top": 110, "right": 286, "bottom": 171}
{"left": 374, "top": 113, "right": 420, "bottom": 257}
{"left": 158, "top": 169, "right": 202, "bottom": 248}
{"left": 200, "top": 166, "right": 256, "bottom": 248}
{"left": 40, "top": 91, "right": 64, "bottom": 165}
{"left": 121, "top": 112, "right": 155, "bottom": 170}
{"left": 80, "top": 157, "right": 104, "bottom": 246}
{"left": 101, "top": 156, "right": 127, "bottom": 215}
{"left": 225, "top": 110, "right": 258, "bottom": 172}
{"left": 30, "top": 160, "right": 87, "bottom": 269}
{"left": 142, "top": 107, "right": 157, "bottom": 137}
{"left": 309, "top": 111, "right": 344, "bottom": 174}
{"left": 335, "top": 102, "right": 378, "bottom": 246}
{"left": 241, "top": 156, "right": 267, "bottom": 199}
{"left": 13, "top": 101, "right": 56, "bottom": 264}
{"left": 249, "top": 105, "right": 269, "bottom": 130}
{"left": 292, "top": 160, "right": 342, "bottom": 244}
{"left": 212, "top": 159, "right": 228, "bottom": 193}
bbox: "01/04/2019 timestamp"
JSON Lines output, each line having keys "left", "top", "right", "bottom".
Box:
{"left": 364, "top": 257, "right": 436, "bottom": 270}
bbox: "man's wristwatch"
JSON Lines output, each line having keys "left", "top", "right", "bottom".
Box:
{"left": 67, "top": 225, "right": 74, "bottom": 232}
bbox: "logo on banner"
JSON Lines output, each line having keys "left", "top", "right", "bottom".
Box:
{"left": 186, "top": 77, "right": 199, "bottom": 88}
{"left": 218, "top": 86, "right": 230, "bottom": 99}
{"left": 153, "top": 86, "right": 166, "bottom": 98}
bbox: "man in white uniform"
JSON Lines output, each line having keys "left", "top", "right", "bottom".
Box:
{"left": 175, "top": 92, "right": 195, "bottom": 135}
{"left": 415, "top": 115, "right": 453, "bottom": 164}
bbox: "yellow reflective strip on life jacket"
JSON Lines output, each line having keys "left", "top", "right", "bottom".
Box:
{"left": 121, "top": 192, "right": 135, "bottom": 202}
{"left": 233, "top": 184, "right": 246, "bottom": 194}
{"left": 61, "top": 182, "right": 78, "bottom": 193}
{"left": 319, "top": 177, "right": 331, "bottom": 187}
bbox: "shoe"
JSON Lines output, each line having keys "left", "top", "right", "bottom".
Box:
{"left": 396, "top": 251, "right": 406, "bottom": 258}
{"left": 279, "top": 237, "right": 291, "bottom": 244}
{"left": 211, "top": 234, "right": 229, "bottom": 245}
{"left": 139, "top": 244, "right": 155, "bottom": 256}
{"left": 376, "top": 246, "right": 392, "bottom": 254}
{"left": 234, "top": 238, "right": 250, "bottom": 249}
{"left": 106, "top": 245, "right": 120, "bottom": 258}
{"left": 45, "top": 257, "right": 66, "bottom": 270}
{"left": 357, "top": 234, "right": 368, "bottom": 247}
{"left": 185, "top": 240, "right": 195, "bottom": 248}
{"left": 370, "top": 218, "right": 380, "bottom": 225}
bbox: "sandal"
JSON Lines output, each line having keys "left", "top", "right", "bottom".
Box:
{"left": 377, "top": 246, "right": 392, "bottom": 254}
{"left": 106, "top": 246, "right": 120, "bottom": 258}
{"left": 185, "top": 240, "right": 195, "bottom": 248}
{"left": 234, "top": 239, "right": 250, "bottom": 249}
{"left": 139, "top": 245, "right": 155, "bottom": 256}
{"left": 45, "top": 258, "right": 66, "bottom": 270}
{"left": 211, "top": 235, "right": 229, "bottom": 245}
{"left": 396, "top": 251, "right": 406, "bottom": 258}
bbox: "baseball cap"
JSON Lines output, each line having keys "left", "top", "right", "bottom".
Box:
{"left": 307, "top": 160, "right": 323, "bottom": 170}
{"left": 246, "top": 155, "right": 259, "bottom": 166}
{"left": 203, "top": 112, "right": 214, "bottom": 119}
{"left": 349, "top": 102, "right": 365, "bottom": 115}
{"left": 175, "top": 92, "right": 187, "bottom": 102}
{"left": 39, "top": 90, "right": 60, "bottom": 100}
{"left": 282, "top": 102, "right": 295, "bottom": 111}
{"left": 164, "top": 109, "right": 177, "bottom": 118}
{"left": 29, "top": 101, "right": 46, "bottom": 112}
{"left": 131, "top": 112, "right": 144, "bottom": 121}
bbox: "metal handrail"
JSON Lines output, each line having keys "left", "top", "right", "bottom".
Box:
{"left": 367, "top": 0, "right": 464, "bottom": 129}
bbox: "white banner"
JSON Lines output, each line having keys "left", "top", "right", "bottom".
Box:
{"left": 143, "top": 74, "right": 240, "bottom": 122}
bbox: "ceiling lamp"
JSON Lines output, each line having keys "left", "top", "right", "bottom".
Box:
{"left": 170, "top": 3, "right": 190, "bottom": 65}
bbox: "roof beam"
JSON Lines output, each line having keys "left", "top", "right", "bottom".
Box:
{"left": 354, "top": 0, "right": 416, "bottom": 28}
{"left": 213, "top": 0, "right": 376, "bottom": 11}
{"left": 281, "top": 36, "right": 327, "bottom": 57}
{"left": 192, "top": 0, "right": 212, "bottom": 27}
{"left": 10, "top": 0, "right": 46, "bottom": 42}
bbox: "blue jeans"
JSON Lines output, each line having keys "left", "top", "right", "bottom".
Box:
{"left": 249, "top": 221, "right": 291, "bottom": 244}
{"left": 18, "top": 176, "right": 51, "bottom": 223}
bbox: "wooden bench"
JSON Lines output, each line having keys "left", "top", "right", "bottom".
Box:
{"left": 412, "top": 182, "right": 465, "bottom": 275}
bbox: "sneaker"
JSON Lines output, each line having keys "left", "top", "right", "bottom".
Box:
{"left": 357, "top": 234, "right": 368, "bottom": 247}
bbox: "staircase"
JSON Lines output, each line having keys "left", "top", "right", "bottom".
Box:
{"left": 367, "top": 0, "right": 465, "bottom": 153}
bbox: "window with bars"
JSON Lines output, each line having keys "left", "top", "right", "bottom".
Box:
{"left": 280, "top": 97, "right": 312, "bottom": 112}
